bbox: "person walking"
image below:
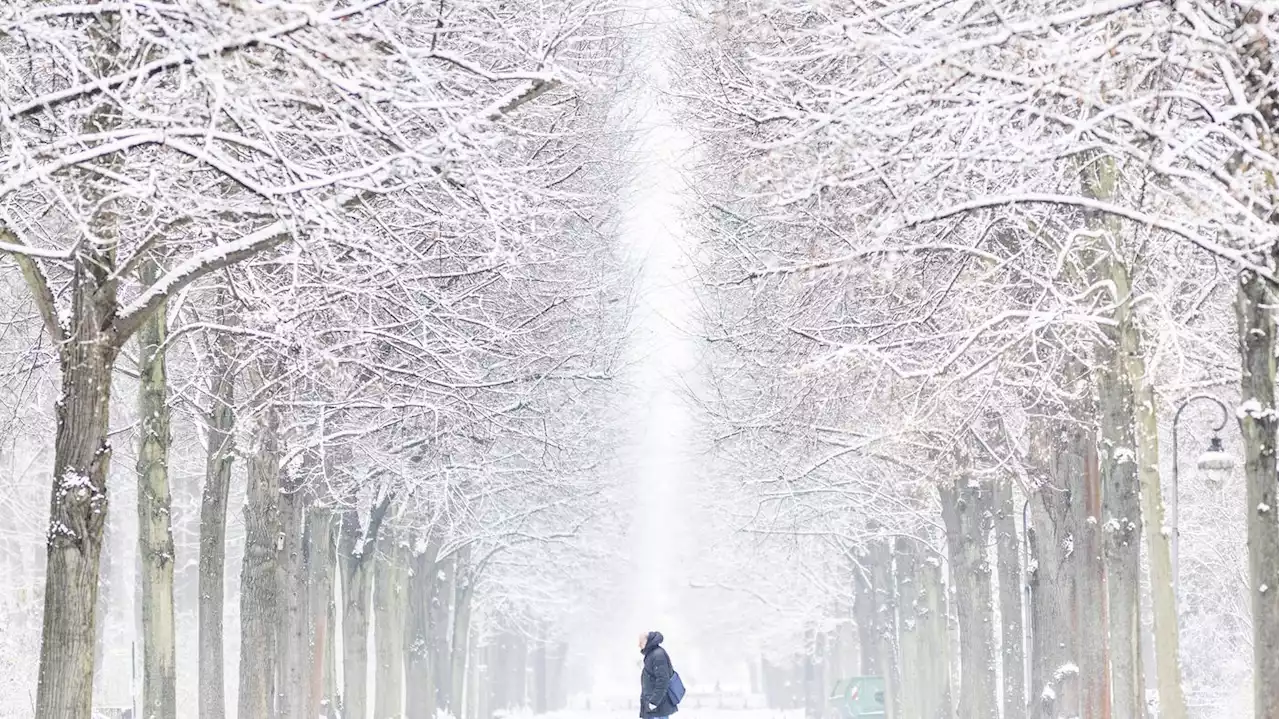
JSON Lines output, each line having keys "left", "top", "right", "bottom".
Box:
{"left": 639, "top": 631, "right": 679, "bottom": 719}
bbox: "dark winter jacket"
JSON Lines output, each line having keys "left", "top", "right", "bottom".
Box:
{"left": 639, "top": 631, "right": 678, "bottom": 719}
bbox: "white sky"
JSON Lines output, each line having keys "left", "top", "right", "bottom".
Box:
{"left": 595, "top": 0, "right": 706, "bottom": 695}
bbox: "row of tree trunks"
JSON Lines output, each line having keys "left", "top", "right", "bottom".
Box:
{"left": 852, "top": 535, "right": 953, "bottom": 719}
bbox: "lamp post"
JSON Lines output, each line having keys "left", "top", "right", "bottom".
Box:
{"left": 1171, "top": 393, "right": 1236, "bottom": 600}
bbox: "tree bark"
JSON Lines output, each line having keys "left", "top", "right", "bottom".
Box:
{"left": 406, "top": 540, "right": 442, "bottom": 719}
{"left": 803, "top": 624, "right": 825, "bottom": 719}
{"left": 36, "top": 266, "right": 120, "bottom": 718}
{"left": 341, "top": 496, "right": 392, "bottom": 719}
{"left": 533, "top": 629, "right": 548, "bottom": 715}
{"left": 869, "top": 540, "right": 900, "bottom": 718}
{"left": 917, "top": 549, "right": 952, "bottom": 719}
{"left": 342, "top": 511, "right": 375, "bottom": 719}
{"left": 1097, "top": 315, "right": 1145, "bottom": 719}
{"left": 136, "top": 257, "right": 177, "bottom": 719}
{"left": 238, "top": 401, "right": 284, "bottom": 719}
{"left": 306, "top": 509, "right": 338, "bottom": 719}
{"left": 374, "top": 537, "right": 408, "bottom": 719}
{"left": 994, "top": 477, "right": 1027, "bottom": 719}
{"left": 1238, "top": 258, "right": 1278, "bottom": 719}
{"left": 1081, "top": 149, "right": 1139, "bottom": 719}
{"left": 940, "top": 477, "right": 998, "bottom": 719}
{"left": 198, "top": 293, "right": 237, "bottom": 719}
{"left": 852, "top": 547, "right": 880, "bottom": 677}
{"left": 450, "top": 550, "right": 475, "bottom": 718}
{"left": 1026, "top": 408, "right": 1087, "bottom": 719}
{"left": 33, "top": 16, "right": 124, "bottom": 717}
{"left": 1076, "top": 443, "right": 1108, "bottom": 719}
{"left": 94, "top": 506, "right": 115, "bottom": 703}
{"left": 277, "top": 479, "right": 310, "bottom": 719}
{"left": 432, "top": 552, "right": 457, "bottom": 712}
{"left": 39, "top": 330, "right": 117, "bottom": 717}
{"left": 1124, "top": 348, "right": 1188, "bottom": 719}
{"left": 893, "top": 539, "right": 922, "bottom": 719}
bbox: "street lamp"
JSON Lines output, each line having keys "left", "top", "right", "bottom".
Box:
{"left": 1171, "top": 393, "right": 1236, "bottom": 600}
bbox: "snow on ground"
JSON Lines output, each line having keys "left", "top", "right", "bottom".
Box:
{"left": 523, "top": 710, "right": 803, "bottom": 719}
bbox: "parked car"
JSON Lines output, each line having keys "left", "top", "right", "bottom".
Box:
{"left": 826, "top": 677, "right": 886, "bottom": 719}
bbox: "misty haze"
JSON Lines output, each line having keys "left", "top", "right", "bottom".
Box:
{"left": 0, "top": 2, "right": 1275, "bottom": 719}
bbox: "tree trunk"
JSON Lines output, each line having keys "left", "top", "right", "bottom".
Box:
{"left": 450, "top": 554, "right": 475, "bottom": 718}
{"left": 867, "top": 540, "right": 900, "bottom": 717}
{"left": 893, "top": 539, "right": 922, "bottom": 719}
{"left": 306, "top": 509, "right": 338, "bottom": 719}
{"left": 406, "top": 540, "right": 442, "bottom": 719}
{"left": 1026, "top": 400, "right": 1096, "bottom": 719}
{"left": 1081, "top": 150, "right": 1136, "bottom": 719}
{"left": 375, "top": 537, "right": 408, "bottom": 719}
{"left": 940, "top": 477, "right": 997, "bottom": 719}
{"left": 467, "top": 629, "right": 482, "bottom": 719}
{"left": 1026, "top": 482, "right": 1080, "bottom": 719}
{"left": 277, "top": 480, "right": 310, "bottom": 719}
{"left": 94, "top": 507, "right": 114, "bottom": 703}
{"left": 533, "top": 631, "right": 548, "bottom": 715}
{"left": 198, "top": 296, "right": 237, "bottom": 719}
{"left": 32, "top": 14, "right": 127, "bottom": 715}
{"left": 1238, "top": 259, "right": 1278, "bottom": 719}
{"left": 36, "top": 291, "right": 119, "bottom": 718}
{"left": 432, "top": 553, "right": 457, "bottom": 712}
{"left": 917, "top": 549, "right": 952, "bottom": 719}
{"left": 803, "top": 624, "right": 825, "bottom": 719}
{"left": 852, "top": 546, "right": 880, "bottom": 676}
{"left": 341, "top": 496, "right": 393, "bottom": 719}
{"left": 1124, "top": 350, "right": 1188, "bottom": 719}
{"left": 238, "top": 402, "right": 284, "bottom": 719}
{"left": 1096, "top": 308, "right": 1145, "bottom": 719}
{"left": 137, "top": 257, "right": 177, "bottom": 719}
{"left": 1076, "top": 444, "right": 1108, "bottom": 719}
{"left": 994, "top": 477, "right": 1026, "bottom": 719}
{"left": 341, "top": 509, "right": 376, "bottom": 719}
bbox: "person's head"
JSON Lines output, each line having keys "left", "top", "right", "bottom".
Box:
{"left": 638, "top": 632, "right": 648, "bottom": 650}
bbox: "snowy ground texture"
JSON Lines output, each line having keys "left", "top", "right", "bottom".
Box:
{"left": 522, "top": 710, "right": 802, "bottom": 719}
